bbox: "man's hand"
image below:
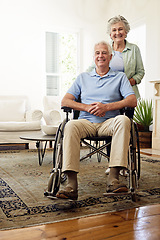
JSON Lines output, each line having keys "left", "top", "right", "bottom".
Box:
{"left": 88, "top": 102, "right": 106, "bottom": 117}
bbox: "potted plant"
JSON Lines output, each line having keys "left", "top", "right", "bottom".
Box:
{"left": 133, "top": 98, "right": 153, "bottom": 148}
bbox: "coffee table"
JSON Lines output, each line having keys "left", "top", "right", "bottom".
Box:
{"left": 20, "top": 132, "right": 55, "bottom": 166}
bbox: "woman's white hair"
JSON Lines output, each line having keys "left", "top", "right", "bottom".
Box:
{"left": 94, "top": 41, "right": 112, "bottom": 55}
{"left": 107, "top": 15, "right": 130, "bottom": 34}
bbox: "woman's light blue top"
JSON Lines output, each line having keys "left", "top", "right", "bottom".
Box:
{"left": 109, "top": 51, "right": 124, "bottom": 72}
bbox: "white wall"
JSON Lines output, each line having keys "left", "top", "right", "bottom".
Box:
{"left": 0, "top": 0, "right": 107, "bottom": 109}
{"left": 0, "top": 0, "right": 159, "bottom": 109}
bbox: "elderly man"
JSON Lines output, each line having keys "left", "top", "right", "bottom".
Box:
{"left": 56, "top": 41, "right": 137, "bottom": 200}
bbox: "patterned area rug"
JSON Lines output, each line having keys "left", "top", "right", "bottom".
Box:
{"left": 0, "top": 148, "right": 160, "bottom": 230}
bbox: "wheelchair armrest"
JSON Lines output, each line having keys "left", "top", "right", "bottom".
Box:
{"left": 61, "top": 106, "right": 80, "bottom": 120}
{"left": 61, "top": 106, "right": 72, "bottom": 113}
{"left": 61, "top": 106, "right": 73, "bottom": 121}
{"left": 120, "top": 107, "right": 134, "bottom": 119}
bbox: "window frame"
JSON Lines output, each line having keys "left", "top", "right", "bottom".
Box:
{"left": 45, "top": 28, "right": 80, "bottom": 97}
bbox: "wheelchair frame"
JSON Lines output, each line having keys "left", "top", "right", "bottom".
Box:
{"left": 44, "top": 107, "right": 140, "bottom": 202}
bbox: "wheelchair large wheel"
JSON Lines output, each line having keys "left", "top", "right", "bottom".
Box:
{"left": 134, "top": 123, "right": 141, "bottom": 180}
{"left": 44, "top": 119, "right": 67, "bottom": 197}
{"left": 47, "top": 169, "right": 61, "bottom": 194}
{"left": 131, "top": 171, "right": 137, "bottom": 202}
{"left": 52, "top": 121, "right": 64, "bottom": 169}
{"left": 129, "top": 120, "right": 138, "bottom": 201}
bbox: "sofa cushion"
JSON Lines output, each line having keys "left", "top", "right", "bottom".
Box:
{"left": 0, "top": 121, "right": 41, "bottom": 131}
{"left": 0, "top": 100, "right": 26, "bottom": 122}
{"left": 25, "top": 110, "right": 43, "bottom": 121}
{"left": 43, "top": 110, "right": 62, "bottom": 125}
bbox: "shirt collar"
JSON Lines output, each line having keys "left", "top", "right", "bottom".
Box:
{"left": 90, "top": 68, "right": 116, "bottom": 77}
{"left": 123, "top": 40, "right": 131, "bottom": 52}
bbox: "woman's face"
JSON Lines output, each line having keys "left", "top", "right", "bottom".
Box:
{"left": 110, "top": 21, "right": 127, "bottom": 43}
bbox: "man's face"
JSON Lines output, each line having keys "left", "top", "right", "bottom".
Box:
{"left": 94, "top": 44, "right": 112, "bottom": 68}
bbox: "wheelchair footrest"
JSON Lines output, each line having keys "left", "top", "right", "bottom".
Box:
{"left": 103, "top": 191, "right": 130, "bottom": 197}
{"left": 47, "top": 195, "right": 58, "bottom": 200}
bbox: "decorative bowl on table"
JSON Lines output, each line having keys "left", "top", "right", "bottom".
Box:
{"left": 41, "top": 125, "right": 58, "bottom": 135}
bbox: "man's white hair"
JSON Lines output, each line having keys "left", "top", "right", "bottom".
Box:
{"left": 94, "top": 41, "right": 112, "bottom": 55}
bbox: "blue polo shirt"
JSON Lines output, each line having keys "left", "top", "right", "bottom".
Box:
{"left": 67, "top": 68, "right": 135, "bottom": 123}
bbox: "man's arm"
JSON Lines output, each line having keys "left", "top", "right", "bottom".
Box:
{"left": 88, "top": 94, "right": 137, "bottom": 117}
{"left": 62, "top": 93, "right": 137, "bottom": 117}
{"left": 61, "top": 93, "right": 92, "bottom": 112}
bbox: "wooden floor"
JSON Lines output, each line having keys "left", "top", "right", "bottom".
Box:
{"left": 0, "top": 204, "right": 159, "bottom": 240}
{"left": 0, "top": 149, "right": 160, "bottom": 240}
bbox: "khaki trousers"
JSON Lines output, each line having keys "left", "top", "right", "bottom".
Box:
{"left": 62, "top": 115, "right": 131, "bottom": 173}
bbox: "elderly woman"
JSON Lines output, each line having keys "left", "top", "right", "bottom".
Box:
{"left": 107, "top": 15, "right": 145, "bottom": 100}
{"left": 86, "top": 16, "right": 144, "bottom": 175}
{"left": 106, "top": 16, "right": 145, "bottom": 175}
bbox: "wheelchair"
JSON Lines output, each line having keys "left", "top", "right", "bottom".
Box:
{"left": 44, "top": 106, "right": 140, "bottom": 202}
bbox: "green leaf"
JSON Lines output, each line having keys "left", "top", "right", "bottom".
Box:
{"left": 133, "top": 98, "right": 153, "bottom": 130}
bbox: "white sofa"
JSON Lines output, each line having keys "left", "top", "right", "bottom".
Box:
{"left": 0, "top": 96, "right": 43, "bottom": 145}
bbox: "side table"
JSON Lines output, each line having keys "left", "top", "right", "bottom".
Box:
{"left": 20, "top": 132, "right": 55, "bottom": 166}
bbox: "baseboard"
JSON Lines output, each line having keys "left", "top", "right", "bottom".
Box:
{"left": 0, "top": 143, "right": 29, "bottom": 151}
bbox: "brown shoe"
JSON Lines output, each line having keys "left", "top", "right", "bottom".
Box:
{"left": 106, "top": 180, "right": 128, "bottom": 193}
{"left": 56, "top": 187, "right": 78, "bottom": 200}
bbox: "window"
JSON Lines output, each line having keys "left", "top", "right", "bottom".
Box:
{"left": 46, "top": 31, "right": 78, "bottom": 97}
